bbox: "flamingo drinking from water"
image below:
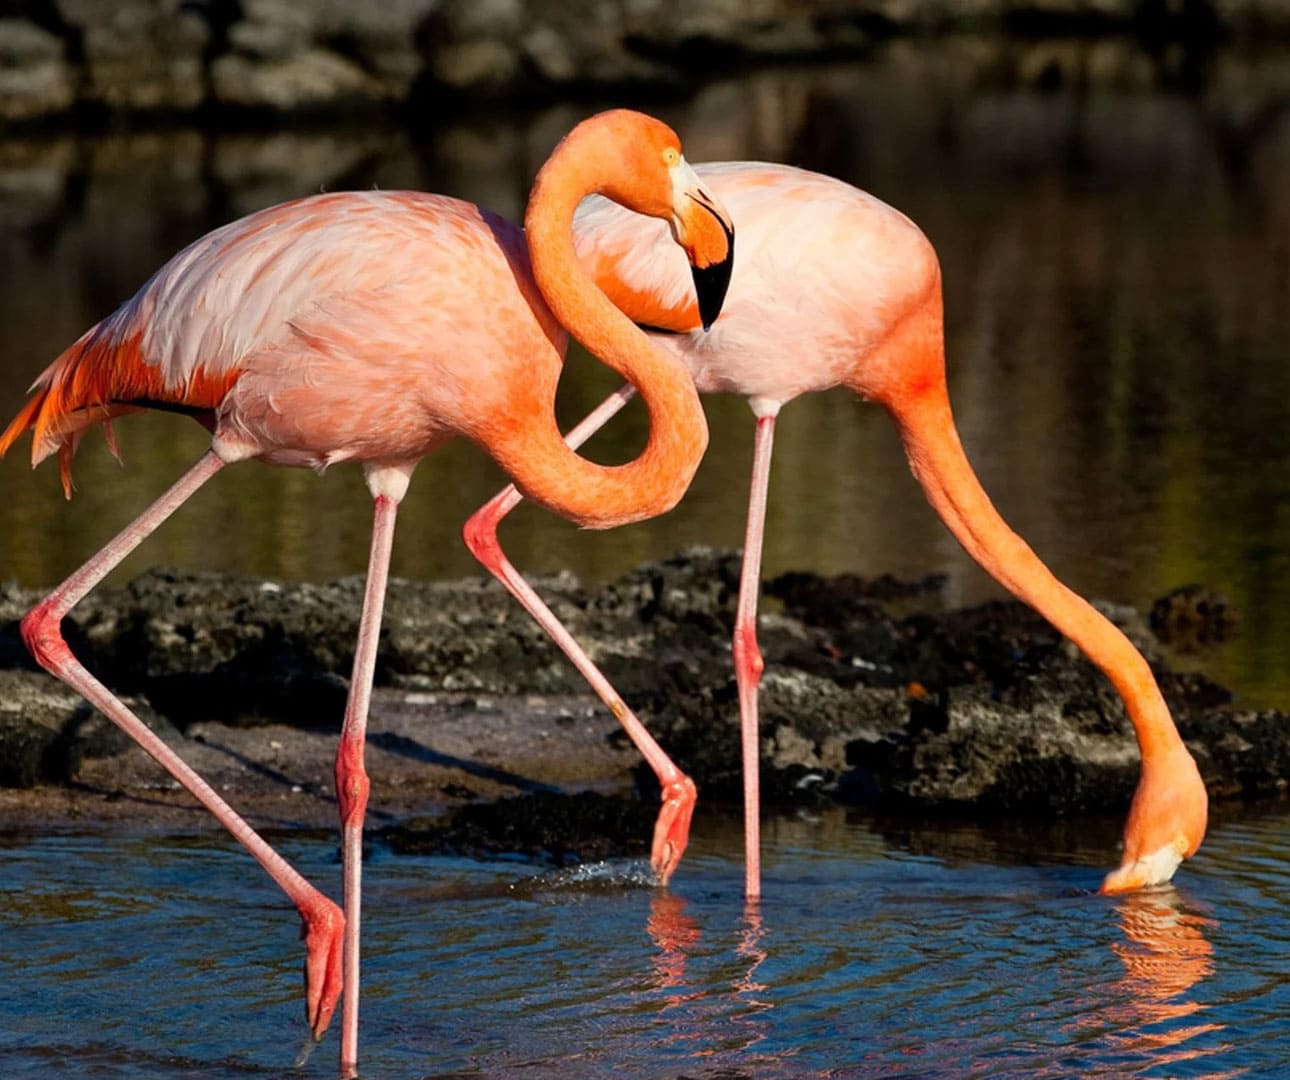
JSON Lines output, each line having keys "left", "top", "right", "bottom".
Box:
{"left": 0, "top": 110, "right": 735, "bottom": 1075}
{"left": 462, "top": 161, "right": 1208, "bottom": 902}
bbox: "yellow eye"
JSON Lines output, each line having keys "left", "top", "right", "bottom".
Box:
{"left": 662, "top": 146, "right": 680, "bottom": 167}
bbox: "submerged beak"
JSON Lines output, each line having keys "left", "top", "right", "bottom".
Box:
{"left": 670, "top": 159, "right": 735, "bottom": 331}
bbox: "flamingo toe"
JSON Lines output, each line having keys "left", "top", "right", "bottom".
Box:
{"left": 301, "top": 896, "right": 345, "bottom": 1038}
{"left": 651, "top": 775, "right": 697, "bottom": 885}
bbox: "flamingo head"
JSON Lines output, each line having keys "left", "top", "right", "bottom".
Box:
{"left": 576, "top": 110, "right": 735, "bottom": 330}
{"left": 1100, "top": 743, "right": 1208, "bottom": 894}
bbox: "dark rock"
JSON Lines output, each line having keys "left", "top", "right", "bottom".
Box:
{"left": 1149, "top": 584, "right": 1240, "bottom": 652}
{"left": 5, "top": 1, "right": 1290, "bottom": 122}
{"left": 1180, "top": 709, "right": 1290, "bottom": 800}
{"left": 381, "top": 790, "right": 654, "bottom": 866}
{"left": 0, "top": 550, "right": 1284, "bottom": 818}
{"left": 0, "top": 668, "right": 168, "bottom": 788}
{"left": 0, "top": 18, "right": 76, "bottom": 122}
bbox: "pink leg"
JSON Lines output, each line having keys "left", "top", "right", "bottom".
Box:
{"left": 336, "top": 479, "right": 403, "bottom": 1079}
{"left": 732, "top": 415, "right": 776, "bottom": 903}
{"left": 462, "top": 386, "right": 698, "bottom": 884}
{"left": 20, "top": 450, "right": 343, "bottom": 1039}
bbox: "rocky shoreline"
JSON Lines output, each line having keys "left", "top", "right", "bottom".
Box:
{"left": 1, "top": 549, "right": 1284, "bottom": 862}
{"left": 3, "top": 1, "right": 1290, "bottom": 124}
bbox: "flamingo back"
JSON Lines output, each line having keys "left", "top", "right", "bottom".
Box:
{"left": 574, "top": 161, "right": 940, "bottom": 408}
{"left": 0, "top": 191, "right": 568, "bottom": 492}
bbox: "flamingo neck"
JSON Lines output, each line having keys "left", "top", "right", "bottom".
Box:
{"left": 865, "top": 302, "right": 1187, "bottom": 767}
{"left": 484, "top": 125, "right": 707, "bottom": 530}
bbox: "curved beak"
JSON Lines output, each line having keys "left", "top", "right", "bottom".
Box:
{"left": 669, "top": 159, "right": 735, "bottom": 331}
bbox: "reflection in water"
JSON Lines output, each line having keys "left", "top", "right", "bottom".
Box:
{"left": 646, "top": 891, "right": 700, "bottom": 991}
{"left": 1105, "top": 888, "right": 1229, "bottom": 1072}
{"left": 2, "top": 808, "right": 1289, "bottom": 1076}
{"left": 1065, "top": 887, "right": 1230, "bottom": 1076}
{"left": 642, "top": 890, "right": 777, "bottom": 1069}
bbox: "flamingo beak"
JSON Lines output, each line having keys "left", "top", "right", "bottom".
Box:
{"left": 670, "top": 160, "right": 735, "bottom": 331}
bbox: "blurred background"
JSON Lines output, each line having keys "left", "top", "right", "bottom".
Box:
{"left": 0, "top": 0, "right": 1287, "bottom": 705}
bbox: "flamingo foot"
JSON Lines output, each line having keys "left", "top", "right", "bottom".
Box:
{"left": 650, "top": 775, "right": 697, "bottom": 885}
{"left": 300, "top": 895, "right": 345, "bottom": 1039}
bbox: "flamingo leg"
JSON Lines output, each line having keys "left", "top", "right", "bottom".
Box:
{"left": 19, "top": 449, "right": 344, "bottom": 1040}
{"left": 462, "top": 384, "right": 698, "bottom": 884}
{"left": 336, "top": 481, "right": 403, "bottom": 1078}
{"left": 732, "top": 414, "right": 775, "bottom": 903}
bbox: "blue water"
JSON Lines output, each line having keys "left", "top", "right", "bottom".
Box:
{"left": 1, "top": 804, "right": 1286, "bottom": 1078}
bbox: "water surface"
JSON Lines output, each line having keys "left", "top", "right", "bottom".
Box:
{"left": 0, "top": 804, "right": 1286, "bottom": 1077}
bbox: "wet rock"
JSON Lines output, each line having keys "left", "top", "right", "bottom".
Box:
{"left": 1149, "top": 584, "right": 1240, "bottom": 652}
{"left": 0, "top": 669, "right": 167, "bottom": 788}
{"left": 381, "top": 790, "right": 654, "bottom": 866}
{"left": 0, "top": 550, "right": 1284, "bottom": 821}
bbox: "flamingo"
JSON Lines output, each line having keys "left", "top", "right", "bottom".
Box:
{"left": 462, "top": 161, "right": 1208, "bottom": 901}
{"left": 0, "top": 110, "right": 735, "bottom": 1075}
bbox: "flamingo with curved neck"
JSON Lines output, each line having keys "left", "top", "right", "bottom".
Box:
{"left": 462, "top": 160, "right": 1207, "bottom": 902}
{"left": 0, "top": 110, "right": 734, "bottom": 1075}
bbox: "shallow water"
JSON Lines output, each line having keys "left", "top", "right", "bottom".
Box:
{"left": 1, "top": 803, "right": 1287, "bottom": 1078}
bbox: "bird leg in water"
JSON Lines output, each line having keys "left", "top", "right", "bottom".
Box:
{"left": 731, "top": 413, "right": 776, "bottom": 903}
{"left": 462, "top": 384, "right": 699, "bottom": 884}
{"left": 18, "top": 450, "right": 344, "bottom": 1039}
{"left": 336, "top": 468, "right": 408, "bottom": 1078}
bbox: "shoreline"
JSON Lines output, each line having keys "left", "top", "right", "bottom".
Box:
{"left": 2, "top": 550, "right": 1285, "bottom": 857}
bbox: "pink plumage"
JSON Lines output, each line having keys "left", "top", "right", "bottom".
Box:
{"left": 3, "top": 191, "right": 567, "bottom": 487}
{"left": 0, "top": 109, "right": 737, "bottom": 1075}
{"left": 468, "top": 159, "right": 1208, "bottom": 904}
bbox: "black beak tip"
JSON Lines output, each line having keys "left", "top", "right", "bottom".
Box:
{"left": 692, "top": 252, "right": 734, "bottom": 333}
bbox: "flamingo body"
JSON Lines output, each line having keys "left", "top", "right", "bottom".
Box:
{"left": 8, "top": 192, "right": 568, "bottom": 483}
{"left": 466, "top": 160, "right": 1207, "bottom": 901}
{"left": 576, "top": 162, "right": 938, "bottom": 409}
{"left": 0, "top": 109, "right": 736, "bottom": 1076}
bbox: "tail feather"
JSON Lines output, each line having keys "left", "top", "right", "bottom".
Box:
{"left": 0, "top": 389, "right": 49, "bottom": 461}
{"left": 1, "top": 320, "right": 235, "bottom": 498}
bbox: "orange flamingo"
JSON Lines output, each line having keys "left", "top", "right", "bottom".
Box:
{"left": 463, "top": 161, "right": 1208, "bottom": 901}
{"left": 0, "top": 110, "right": 734, "bottom": 1075}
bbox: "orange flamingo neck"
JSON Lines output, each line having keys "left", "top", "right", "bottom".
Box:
{"left": 485, "top": 115, "right": 708, "bottom": 530}
{"left": 857, "top": 294, "right": 1206, "bottom": 879}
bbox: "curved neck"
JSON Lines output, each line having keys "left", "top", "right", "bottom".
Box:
{"left": 484, "top": 129, "right": 708, "bottom": 530}
{"left": 867, "top": 302, "right": 1186, "bottom": 766}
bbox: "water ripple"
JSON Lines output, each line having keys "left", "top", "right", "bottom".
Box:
{"left": 1, "top": 806, "right": 1287, "bottom": 1077}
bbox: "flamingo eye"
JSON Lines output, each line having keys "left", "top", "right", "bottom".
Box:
{"left": 662, "top": 146, "right": 680, "bottom": 167}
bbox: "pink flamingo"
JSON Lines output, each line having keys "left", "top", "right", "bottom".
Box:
{"left": 0, "top": 110, "right": 735, "bottom": 1075}
{"left": 463, "top": 161, "right": 1208, "bottom": 901}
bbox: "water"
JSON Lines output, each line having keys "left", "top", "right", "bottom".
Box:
{"left": 0, "top": 805, "right": 1287, "bottom": 1077}
{"left": 1, "top": 49, "right": 1289, "bottom": 708}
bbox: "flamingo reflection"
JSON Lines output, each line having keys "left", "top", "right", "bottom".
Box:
{"left": 1104, "top": 887, "right": 1233, "bottom": 1073}
{"left": 642, "top": 892, "right": 776, "bottom": 1064}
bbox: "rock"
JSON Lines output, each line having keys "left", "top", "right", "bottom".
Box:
{"left": 211, "top": 48, "right": 381, "bottom": 110}
{"left": 0, "top": 551, "right": 1284, "bottom": 820}
{"left": 1149, "top": 584, "right": 1240, "bottom": 652}
{"left": 0, "top": 668, "right": 166, "bottom": 788}
{"left": 0, "top": 19, "right": 76, "bottom": 123}
{"left": 382, "top": 790, "right": 655, "bottom": 866}
{"left": 5, "top": 1, "right": 1289, "bottom": 122}
{"left": 56, "top": 0, "right": 208, "bottom": 113}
